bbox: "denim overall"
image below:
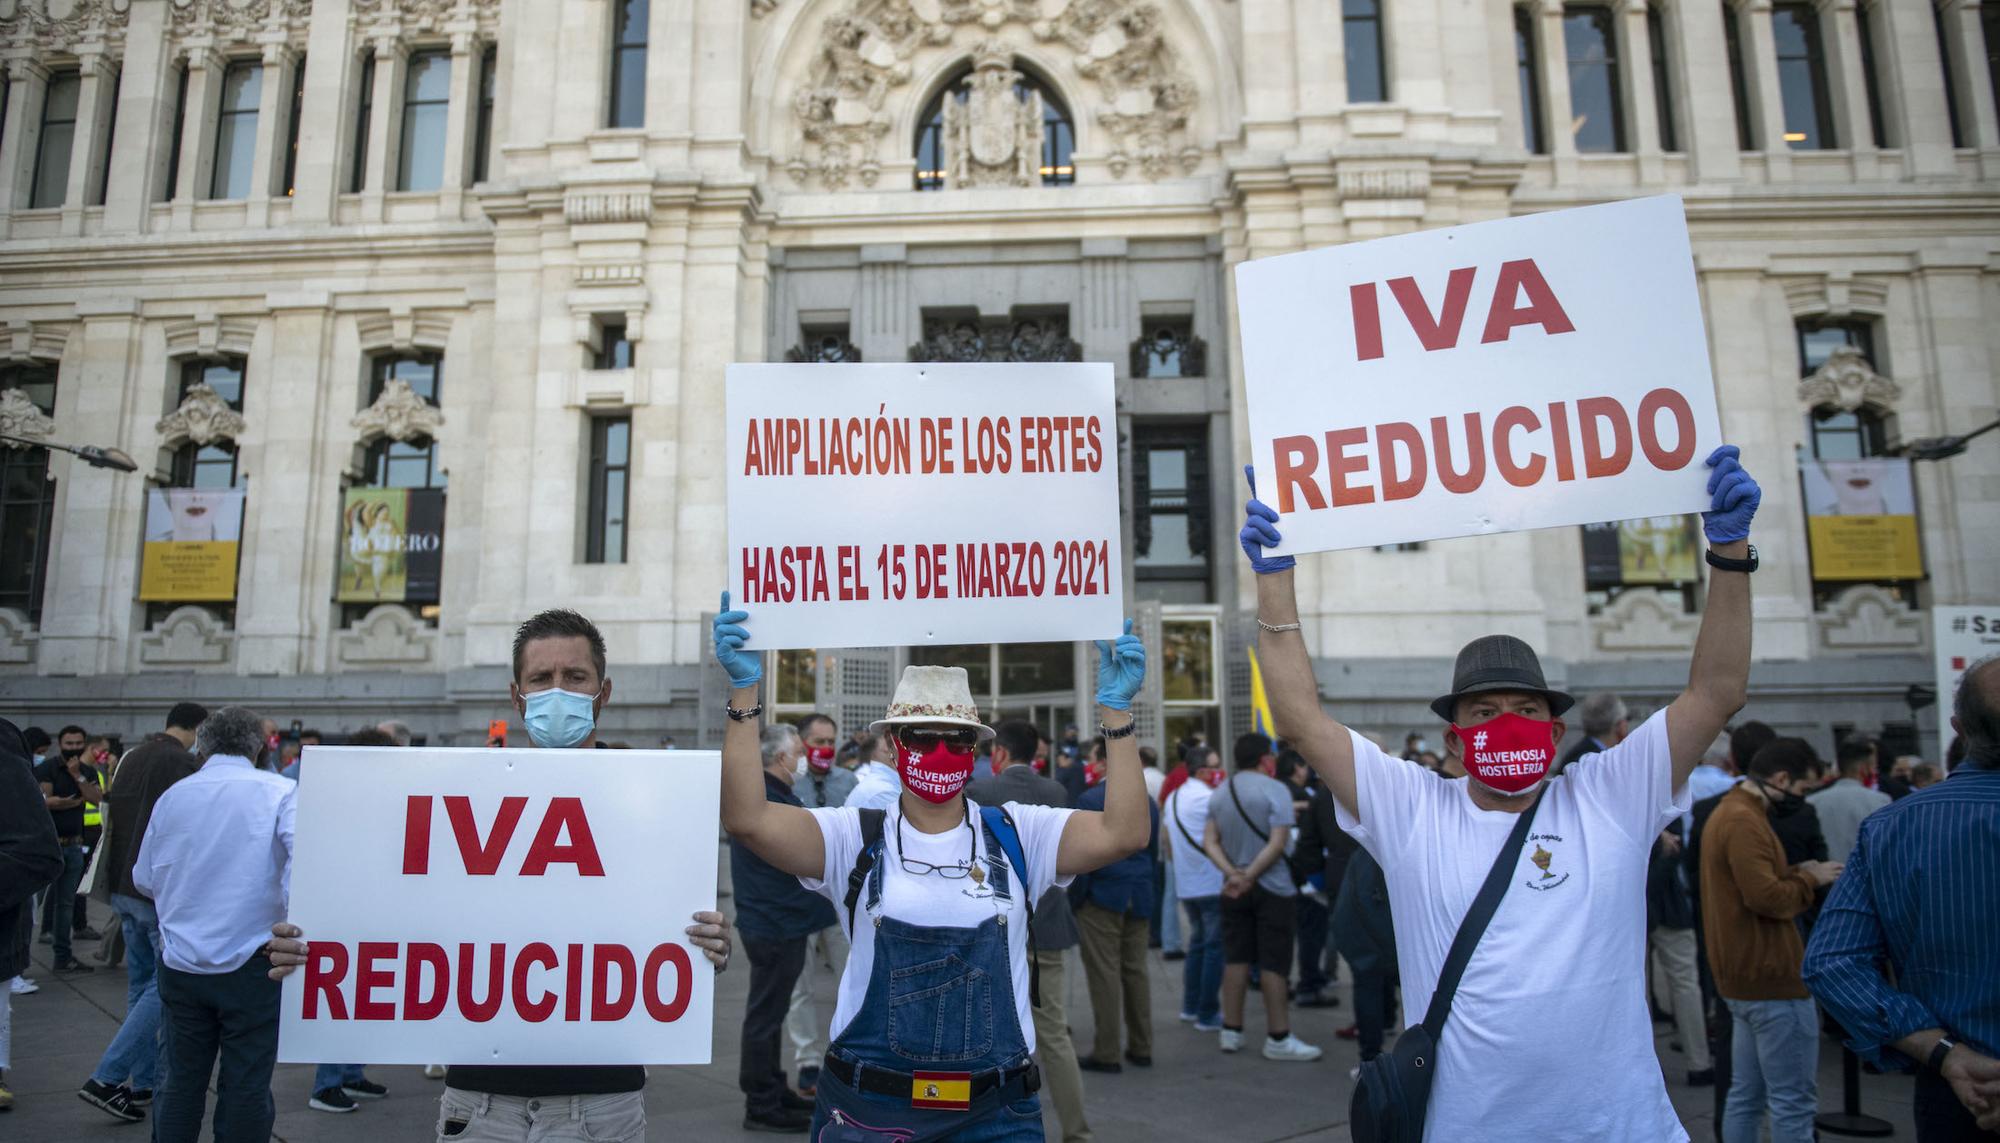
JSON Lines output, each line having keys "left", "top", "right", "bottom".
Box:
{"left": 809, "top": 816, "right": 1045, "bottom": 1143}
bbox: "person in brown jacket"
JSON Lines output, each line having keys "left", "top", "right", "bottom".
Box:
{"left": 1700, "top": 737, "right": 1843, "bottom": 1143}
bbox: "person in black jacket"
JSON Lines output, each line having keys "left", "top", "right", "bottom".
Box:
{"left": 1291, "top": 775, "right": 1358, "bottom": 1008}
{"left": 1, "top": 716, "right": 65, "bottom": 1110}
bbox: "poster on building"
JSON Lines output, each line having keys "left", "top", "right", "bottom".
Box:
{"left": 1236, "top": 194, "right": 1723, "bottom": 554}
{"left": 1582, "top": 516, "right": 1703, "bottom": 588}
{"left": 279, "top": 747, "right": 720, "bottom": 1066}
{"left": 1801, "top": 457, "right": 1923, "bottom": 581}
{"left": 138, "top": 488, "right": 245, "bottom": 601}
{"left": 1934, "top": 606, "right": 2000, "bottom": 740}
{"left": 337, "top": 487, "right": 445, "bottom": 604}
{"left": 726, "top": 362, "right": 1125, "bottom": 650}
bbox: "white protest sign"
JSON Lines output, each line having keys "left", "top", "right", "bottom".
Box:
{"left": 726, "top": 362, "right": 1124, "bottom": 650}
{"left": 279, "top": 747, "right": 719, "bottom": 1066}
{"left": 1237, "top": 194, "right": 1723, "bottom": 554}
{"left": 1935, "top": 606, "right": 2000, "bottom": 739}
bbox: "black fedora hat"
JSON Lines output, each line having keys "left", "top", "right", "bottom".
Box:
{"left": 1429, "top": 635, "right": 1575, "bottom": 722}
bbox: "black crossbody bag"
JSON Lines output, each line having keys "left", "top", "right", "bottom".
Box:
{"left": 1350, "top": 791, "right": 1544, "bottom": 1143}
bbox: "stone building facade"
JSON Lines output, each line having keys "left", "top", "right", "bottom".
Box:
{"left": 0, "top": 0, "right": 1994, "bottom": 757}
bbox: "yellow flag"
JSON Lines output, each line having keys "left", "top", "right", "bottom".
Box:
{"left": 1248, "top": 645, "right": 1275, "bottom": 739}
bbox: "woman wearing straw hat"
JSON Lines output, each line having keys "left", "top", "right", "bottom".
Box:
{"left": 713, "top": 595, "right": 1153, "bottom": 1142}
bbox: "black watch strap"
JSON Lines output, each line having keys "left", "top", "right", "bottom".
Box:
{"left": 1705, "top": 544, "right": 1759, "bottom": 573}
{"left": 725, "top": 702, "right": 763, "bottom": 723}
{"left": 1929, "top": 1037, "right": 1958, "bottom": 1074}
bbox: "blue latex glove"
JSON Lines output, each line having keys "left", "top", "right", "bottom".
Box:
{"left": 1702, "top": 445, "right": 1761, "bottom": 544}
{"left": 1094, "top": 618, "right": 1146, "bottom": 711}
{"left": 712, "top": 591, "right": 761, "bottom": 688}
{"left": 1239, "top": 465, "right": 1296, "bottom": 575}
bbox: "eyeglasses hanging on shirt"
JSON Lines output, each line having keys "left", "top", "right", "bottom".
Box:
{"left": 894, "top": 801, "right": 981, "bottom": 882}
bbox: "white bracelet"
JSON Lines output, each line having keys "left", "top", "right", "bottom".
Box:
{"left": 1257, "top": 619, "right": 1302, "bottom": 633}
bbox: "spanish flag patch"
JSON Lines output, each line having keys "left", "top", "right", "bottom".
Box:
{"left": 910, "top": 1071, "right": 973, "bottom": 1111}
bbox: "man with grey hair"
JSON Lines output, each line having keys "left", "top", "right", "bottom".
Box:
{"left": 1560, "top": 691, "right": 1630, "bottom": 772}
{"left": 732, "top": 721, "right": 832, "bottom": 1132}
{"left": 133, "top": 705, "right": 295, "bottom": 1143}
{"left": 376, "top": 720, "right": 414, "bottom": 748}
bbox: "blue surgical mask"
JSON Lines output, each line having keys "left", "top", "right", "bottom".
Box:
{"left": 521, "top": 687, "right": 599, "bottom": 749}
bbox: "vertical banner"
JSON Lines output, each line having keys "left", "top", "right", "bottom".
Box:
{"left": 139, "top": 488, "right": 245, "bottom": 601}
{"left": 338, "top": 487, "right": 445, "bottom": 604}
{"left": 279, "top": 747, "right": 720, "bottom": 1065}
{"left": 1801, "top": 457, "right": 1923, "bottom": 580}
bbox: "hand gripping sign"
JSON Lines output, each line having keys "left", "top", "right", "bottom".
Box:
{"left": 1236, "top": 194, "right": 1723, "bottom": 554}
{"left": 279, "top": 748, "right": 719, "bottom": 1066}
{"left": 726, "top": 362, "right": 1126, "bottom": 651}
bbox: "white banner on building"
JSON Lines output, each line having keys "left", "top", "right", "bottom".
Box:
{"left": 279, "top": 748, "right": 719, "bottom": 1066}
{"left": 1934, "top": 607, "right": 2000, "bottom": 743}
{"left": 725, "top": 362, "right": 1125, "bottom": 650}
{"left": 1236, "top": 194, "right": 1724, "bottom": 554}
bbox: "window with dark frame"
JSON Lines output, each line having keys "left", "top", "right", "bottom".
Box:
{"left": 1724, "top": 1, "right": 1755, "bottom": 149}
{"left": 92, "top": 71, "right": 120, "bottom": 206}
{"left": 171, "top": 357, "right": 247, "bottom": 490}
{"left": 398, "top": 51, "right": 451, "bottom": 192}
{"left": 608, "top": 0, "right": 648, "bottom": 129}
{"left": 1563, "top": 4, "right": 1626, "bottom": 153}
{"left": 474, "top": 44, "right": 497, "bottom": 183}
{"left": 362, "top": 353, "right": 446, "bottom": 490}
{"left": 595, "top": 319, "right": 633, "bottom": 370}
{"left": 351, "top": 53, "right": 375, "bottom": 192}
{"left": 1516, "top": 7, "right": 1546, "bottom": 154}
{"left": 585, "top": 416, "right": 631, "bottom": 564}
{"left": 282, "top": 55, "right": 306, "bottom": 195}
{"left": 1772, "top": 2, "right": 1835, "bottom": 149}
{"left": 1647, "top": 5, "right": 1678, "bottom": 151}
{"left": 1129, "top": 317, "right": 1206, "bottom": 379}
{"left": 1942, "top": 2, "right": 1966, "bottom": 147}
{"left": 787, "top": 324, "right": 861, "bottom": 363}
{"left": 1985, "top": 1, "right": 2000, "bottom": 127}
{"left": 162, "top": 64, "right": 188, "bottom": 201}
{"left": 1345, "top": 0, "right": 1389, "bottom": 104}
{"left": 30, "top": 70, "right": 81, "bottom": 209}
{"left": 209, "top": 60, "right": 263, "bottom": 200}
{"left": 0, "top": 365, "right": 58, "bottom": 623}
{"left": 914, "top": 64, "right": 1075, "bottom": 189}
{"left": 1854, "top": 5, "right": 1886, "bottom": 147}
{"left": 1798, "top": 320, "right": 1887, "bottom": 460}
{"left": 1132, "top": 424, "right": 1212, "bottom": 602}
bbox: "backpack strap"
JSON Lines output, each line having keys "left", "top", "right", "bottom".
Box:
{"left": 979, "top": 804, "right": 1041, "bottom": 1009}
{"left": 844, "top": 808, "right": 887, "bottom": 938}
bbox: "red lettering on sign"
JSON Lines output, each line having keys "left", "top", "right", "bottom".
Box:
{"left": 403, "top": 795, "right": 432, "bottom": 874}
{"left": 354, "top": 941, "right": 398, "bottom": 1021}
{"left": 1351, "top": 283, "right": 1384, "bottom": 361}
{"left": 1479, "top": 259, "right": 1576, "bottom": 345}
{"left": 405, "top": 943, "right": 449, "bottom": 1021}
{"left": 1638, "top": 388, "right": 1697, "bottom": 470}
{"left": 1433, "top": 414, "right": 1487, "bottom": 494}
{"left": 457, "top": 942, "right": 506, "bottom": 1023}
{"left": 512, "top": 942, "right": 559, "bottom": 1023}
{"left": 1547, "top": 401, "right": 1577, "bottom": 482}
{"left": 304, "top": 942, "right": 349, "bottom": 1020}
{"left": 518, "top": 798, "right": 606, "bottom": 877}
{"left": 1578, "top": 396, "right": 1633, "bottom": 478}
{"left": 1327, "top": 427, "right": 1375, "bottom": 507}
{"left": 444, "top": 796, "right": 527, "bottom": 876}
{"left": 1493, "top": 406, "right": 1546, "bottom": 488}
{"left": 643, "top": 943, "right": 694, "bottom": 1023}
{"left": 1387, "top": 267, "right": 1478, "bottom": 352}
{"left": 591, "top": 944, "right": 637, "bottom": 1021}
{"left": 1274, "top": 435, "right": 1327, "bottom": 513}
{"left": 1378, "top": 421, "right": 1426, "bottom": 502}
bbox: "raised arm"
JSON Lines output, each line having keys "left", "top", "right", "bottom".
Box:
{"left": 1666, "top": 446, "right": 1758, "bottom": 790}
{"left": 1057, "top": 620, "right": 1153, "bottom": 876}
{"left": 1242, "top": 467, "right": 1357, "bottom": 817}
{"left": 713, "top": 594, "right": 825, "bottom": 880}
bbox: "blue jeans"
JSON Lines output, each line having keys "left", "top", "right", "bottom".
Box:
{"left": 41, "top": 844, "right": 85, "bottom": 962}
{"left": 1179, "top": 896, "right": 1224, "bottom": 1024}
{"left": 91, "top": 894, "right": 166, "bottom": 1091}
{"left": 1160, "top": 862, "right": 1183, "bottom": 952}
{"left": 313, "top": 1063, "right": 367, "bottom": 1092}
{"left": 1722, "top": 997, "right": 1820, "bottom": 1143}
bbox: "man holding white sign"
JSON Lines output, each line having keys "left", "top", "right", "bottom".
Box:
{"left": 265, "top": 609, "right": 733, "bottom": 1143}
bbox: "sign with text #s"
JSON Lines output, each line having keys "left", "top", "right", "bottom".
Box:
{"left": 279, "top": 748, "right": 719, "bottom": 1066}
{"left": 1236, "top": 195, "right": 1723, "bottom": 554}
{"left": 726, "top": 363, "right": 1124, "bottom": 650}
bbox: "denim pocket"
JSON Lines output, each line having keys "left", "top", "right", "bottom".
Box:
{"left": 885, "top": 954, "right": 993, "bottom": 1064}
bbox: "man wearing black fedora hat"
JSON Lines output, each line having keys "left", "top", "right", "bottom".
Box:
{"left": 1240, "top": 445, "right": 1762, "bottom": 1142}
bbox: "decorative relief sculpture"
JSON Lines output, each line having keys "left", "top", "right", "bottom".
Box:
{"left": 168, "top": 0, "right": 310, "bottom": 43}
{"left": 1797, "top": 346, "right": 1900, "bottom": 414}
{"left": 351, "top": 378, "right": 444, "bottom": 444}
{"left": 908, "top": 313, "right": 1081, "bottom": 363}
{"left": 0, "top": 0, "right": 130, "bottom": 53}
{"left": 155, "top": 383, "right": 246, "bottom": 448}
{"left": 942, "top": 40, "right": 1043, "bottom": 187}
{"left": 0, "top": 388, "right": 54, "bottom": 448}
{"left": 789, "top": 0, "right": 1198, "bottom": 188}
{"left": 349, "top": 0, "right": 497, "bottom": 39}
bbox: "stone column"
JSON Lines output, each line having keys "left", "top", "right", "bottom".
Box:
{"left": 101, "top": 0, "right": 175, "bottom": 234}
{"left": 171, "top": 45, "right": 229, "bottom": 226}
{"left": 360, "top": 36, "right": 405, "bottom": 223}
{"left": 1821, "top": 0, "right": 1881, "bottom": 176}
{"left": 1076, "top": 238, "right": 1132, "bottom": 369}
{"left": 1938, "top": 0, "right": 2000, "bottom": 159}
{"left": 60, "top": 52, "right": 118, "bottom": 236}
{"left": 1240, "top": 0, "right": 1301, "bottom": 151}
{"left": 1387, "top": 0, "right": 1447, "bottom": 111}
{"left": 1535, "top": 0, "right": 1580, "bottom": 178}
{"left": 553, "top": 0, "right": 613, "bottom": 138}
{"left": 288, "top": 0, "right": 355, "bottom": 225}
{"left": 0, "top": 61, "right": 53, "bottom": 238}
{"left": 854, "top": 244, "right": 910, "bottom": 363}
{"left": 1619, "top": 0, "right": 1665, "bottom": 180}
{"left": 438, "top": 30, "right": 480, "bottom": 215}
{"left": 244, "top": 42, "right": 297, "bottom": 227}
{"left": 1292, "top": 0, "right": 1346, "bottom": 139}
{"left": 1870, "top": 0, "right": 1954, "bottom": 173}
{"left": 1739, "top": 0, "right": 1794, "bottom": 179}
{"left": 1673, "top": 0, "right": 1746, "bottom": 178}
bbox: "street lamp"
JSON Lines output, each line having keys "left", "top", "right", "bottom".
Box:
{"left": 1897, "top": 416, "right": 2000, "bottom": 462}
{"left": 0, "top": 432, "right": 139, "bottom": 472}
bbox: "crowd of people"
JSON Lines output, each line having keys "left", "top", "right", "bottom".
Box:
{"left": 2, "top": 439, "right": 1996, "bottom": 1142}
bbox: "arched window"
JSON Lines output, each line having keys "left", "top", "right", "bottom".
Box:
{"left": 913, "top": 63, "right": 1075, "bottom": 191}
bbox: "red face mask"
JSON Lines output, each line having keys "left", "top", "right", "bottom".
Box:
{"left": 1084, "top": 761, "right": 1106, "bottom": 786}
{"left": 806, "top": 745, "right": 836, "bottom": 774}
{"left": 1450, "top": 711, "right": 1556, "bottom": 795}
{"left": 1198, "top": 768, "right": 1225, "bottom": 789}
{"left": 899, "top": 737, "right": 976, "bottom": 804}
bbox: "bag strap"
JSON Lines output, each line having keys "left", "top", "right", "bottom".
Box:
{"left": 1419, "top": 791, "right": 1545, "bottom": 1037}
{"left": 1169, "top": 789, "right": 1203, "bottom": 853}
{"left": 979, "top": 804, "right": 1040, "bottom": 1009}
{"left": 843, "top": 808, "right": 887, "bottom": 938}
{"left": 1227, "top": 775, "right": 1270, "bottom": 843}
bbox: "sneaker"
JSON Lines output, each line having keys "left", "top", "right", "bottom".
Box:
{"left": 309, "top": 1088, "right": 358, "bottom": 1113}
{"left": 1218, "top": 1028, "right": 1243, "bottom": 1053}
{"left": 1193, "top": 1018, "right": 1224, "bottom": 1033}
{"left": 1178, "top": 1009, "right": 1199, "bottom": 1024}
{"left": 0, "top": 1081, "right": 12, "bottom": 1111}
{"left": 128, "top": 1089, "right": 154, "bottom": 1107}
{"left": 74, "top": 925, "right": 104, "bottom": 941}
{"left": 8, "top": 977, "right": 37, "bottom": 995}
{"left": 423, "top": 1064, "right": 446, "bottom": 1080}
{"left": 1078, "top": 1058, "right": 1122, "bottom": 1074}
{"left": 79, "top": 1079, "right": 145, "bottom": 1122}
{"left": 742, "top": 1106, "right": 811, "bottom": 1133}
{"left": 1263, "top": 1033, "right": 1324, "bottom": 1062}
{"left": 342, "top": 1079, "right": 388, "bottom": 1101}
{"left": 52, "top": 958, "right": 93, "bottom": 974}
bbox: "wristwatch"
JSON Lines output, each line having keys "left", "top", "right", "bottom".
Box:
{"left": 724, "top": 702, "right": 763, "bottom": 723}
{"left": 1928, "top": 1037, "right": 1958, "bottom": 1075}
{"left": 1705, "top": 544, "right": 1759, "bottom": 574}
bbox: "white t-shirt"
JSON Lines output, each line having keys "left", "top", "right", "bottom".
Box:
{"left": 1164, "top": 781, "right": 1223, "bottom": 899}
{"left": 801, "top": 800, "right": 1075, "bottom": 1053}
{"left": 1142, "top": 766, "right": 1165, "bottom": 802}
{"left": 1335, "top": 711, "right": 1690, "bottom": 1143}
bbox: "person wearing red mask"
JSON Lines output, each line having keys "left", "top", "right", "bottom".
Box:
{"left": 787, "top": 711, "right": 855, "bottom": 1102}
{"left": 715, "top": 598, "right": 1152, "bottom": 1140}
{"left": 1239, "top": 445, "right": 1762, "bottom": 1142}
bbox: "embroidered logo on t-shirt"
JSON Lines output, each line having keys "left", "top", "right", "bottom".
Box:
{"left": 1524, "top": 833, "right": 1571, "bottom": 891}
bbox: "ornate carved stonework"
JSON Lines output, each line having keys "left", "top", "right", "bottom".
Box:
{"left": 790, "top": 0, "right": 1199, "bottom": 188}
{"left": 140, "top": 605, "right": 235, "bottom": 668}
{"left": 168, "top": 0, "right": 309, "bottom": 44}
{"left": 349, "top": 0, "right": 498, "bottom": 40}
{"left": 1798, "top": 346, "right": 1900, "bottom": 413}
{"left": 156, "top": 383, "right": 246, "bottom": 448}
{"left": 941, "top": 40, "right": 1044, "bottom": 188}
{"left": 0, "top": 606, "right": 37, "bottom": 664}
{"left": 563, "top": 190, "right": 652, "bottom": 225}
{"left": 1592, "top": 589, "right": 1699, "bottom": 654}
{"left": 0, "top": 388, "right": 54, "bottom": 449}
{"left": 1128, "top": 321, "right": 1205, "bottom": 378}
{"left": 909, "top": 313, "right": 1081, "bottom": 363}
{"left": 1816, "top": 584, "right": 1924, "bottom": 652}
{"left": 337, "top": 604, "right": 436, "bottom": 668}
{"left": 786, "top": 330, "right": 863, "bottom": 363}
{"left": 352, "top": 378, "right": 444, "bottom": 444}
{"left": 0, "top": 0, "right": 130, "bottom": 54}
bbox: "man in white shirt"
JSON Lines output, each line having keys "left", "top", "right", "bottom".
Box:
{"left": 1163, "top": 749, "right": 1225, "bottom": 1030}
{"left": 133, "top": 705, "right": 295, "bottom": 1143}
{"left": 845, "top": 731, "right": 903, "bottom": 811}
{"left": 1239, "top": 444, "right": 1762, "bottom": 1140}
{"left": 1808, "top": 736, "right": 1892, "bottom": 864}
